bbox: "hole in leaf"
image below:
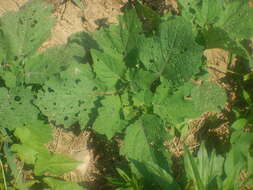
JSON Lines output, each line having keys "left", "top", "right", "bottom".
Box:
{"left": 75, "top": 79, "right": 81, "bottom": 84}
{"left": 14, "top": 96, "right": 21, "bottom": 102}
{"left": 78, "top": 100, "right": 85, "bottom": 106}
{"left": 19, "top": 18, "right": 24, "bottom": 24}
{"left": 47, "top": 87, "right": 54, "bottom": 92}
{"left": 14, "top": 56, "right": 18, "bottom": 61}
{"left": 149, "top": 59, "right": 155, "bottom": 63}
{"left": 31, "top": 20, "right": 38, "bottom": 28}
{"left": 184, "top": 95, "right": 192, "bottom": 100}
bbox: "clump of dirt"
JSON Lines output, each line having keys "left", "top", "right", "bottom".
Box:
{"left": 46, "top": 128, "right": 98, "bottom": 184}
{"left": 46, "top": 127, "right": 126, "bottom": 190}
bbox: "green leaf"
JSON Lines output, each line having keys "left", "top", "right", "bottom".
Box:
{"left": 0, "top": 87, "right": 40, "bottom": 130}
{"left": 93, "top": 95, "right": 123, "bottom": 139}
{"left": 191, "top": 81, "right": 227, "bottom": 113}
{"left": 11, "top": 144, "right": 38, "bottom": 164}
{"left": 216, "top": 0, "right": 253, "bottom": 39}
{"left": 203, "top": 27, "right": 247, "bottom": 57}
{"left": 120, "top": 114, "right": 170, "bottom": 173}
{"left": 92, "top": 9, "right": 142, "bottom": 57}
{"left": 91, "top": 49, "right": 126, "bottom": 89}
{"left": 43, "top": 177, "right": 85, "bottom": 190}
{"left": 11, "top": 124, "right": 52, "bottom": 164}
{"left": 223, "top": 148, "right": 245, "bottom": 190}
{"left": 127, "top": 69, "right": 158, "bottom": 91}
{"left": 139, "top": 17, "right": 203, "bottom": 86}
{"left": 3, "top": 145, "right": 29, "bottom": 190}
{"left": 0, "top": 71, "right": 16, "bottom": 88}
{"left": 0, "top": 0, "right": 55, "bottom": 60}
{"left": 184, "top": 147, "right": 205, "bottom": 190}
{"left": 178, "top": 0, "right": 224, "bottom": 27}
{"left": 153, "top": 80, "right": 227, "bottom": 125}
{"left": 231, "top": 119, "right": 248, "bottom": 130}
{"left": 35, "top": 152, "right": 79, "bottom": 176}
{"left": 35, "top": 64, "right": 100, "bottom": 128}
{"left": 144, "top": 162, "right": 180, "bottom": 190}
{"left": 25, "top": 42, "right": 85, "bottom": 84}
{"left": 11, "top": 124, "right": 78, "bottom": 176}
{"left": 135, "top": 1, "right": 161, "bottom": 32}
{"left": 184, "top": 143, "right": 224, "bottom": 189}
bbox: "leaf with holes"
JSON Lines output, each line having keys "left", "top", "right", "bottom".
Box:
{"left": 0, "top": 0, "right": 55, "bottom": 61}
{"left": 138, "top": 17, "right": 203, "bottom": 86}
{"left": 35, "top": 63, "right": 100, "bottom": 128}
{"left": 0, "top": 87, "right": 40, "bottom": 130}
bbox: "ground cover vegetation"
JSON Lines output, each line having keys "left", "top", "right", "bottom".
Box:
{"left": 0, "top": 0, "right": 253, "bottom": 189}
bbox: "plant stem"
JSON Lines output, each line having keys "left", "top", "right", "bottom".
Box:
{"left": 0, "top": 159, "right": 8, "bottom": 190}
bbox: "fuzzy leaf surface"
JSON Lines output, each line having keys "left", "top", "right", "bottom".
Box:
{"left": 91, "top": 10, "right": 142, "bottom": 88}
{"left": 93, "top": 95, "right": 123, "bottom": 139}
{"left": 139, "top": 17, "right": 203, "bottom": 86}
{"left": 216, "top": 0, "right": 253, "bottom": 39}
{"left": 0, "top": 87, "right": 40, "bottom": 130}
{"left": 92, "top": 9, "right": 142, "bottom": 57}
{"left": 0, "top": 0, "right": 55, "bottom": 60}
{"left": 153, "top": 80, "right": 226, "bottom": 125}
{"left": 91, "top": 49, "right": 125, "bottom": 89}
{"left": 25, "top": 42, "right": 86, "bottom": 84}
{"left": 120, "top": 114, "right": 170, "bottom": 174}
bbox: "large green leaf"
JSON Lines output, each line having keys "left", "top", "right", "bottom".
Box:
{"left": 92, "top": 9, "right": 142, "bottom": 57}
{"left": 93, "top": 95, "right": 123, "bottom": 139}
{"left": 90, "top": 10, "right": 142, "bottom": 89}
{"left": 11, "top": 124, "right": 52, "bottom": 164}
{"left": 35, "top": 152, "right": 79, "bottom": 176}
{"left": 216, "top": 0, "right": 253, "bottom": 39}
{"left": 0, "top": 87, "right": 40, "bottom": 130}
{"left": 91, "top": 49, "right": 126, "bottom": 89}
{"left": 35, "top": 63, "right": 100, "bottom": 128}
{"left": 25, "top": 42, "right": 85, "bottom": 84}
{"left": 0, "top": 0, "right": 55, "bottom": 61}
{"left": 139, "top": 17, "right": 203, "bottom": 86}
{"left": 120, "top": 114, "right": 170, "bottom": 174}
{"left": 153, "top": 79, "right": 227, "bottom": 125}
{"left": 178, "top": 0, "right": 224, "bottom": 27}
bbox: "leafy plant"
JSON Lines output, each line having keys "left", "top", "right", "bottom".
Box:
{"left": 0, "top": 0, "right": 253, "bottom": 189}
